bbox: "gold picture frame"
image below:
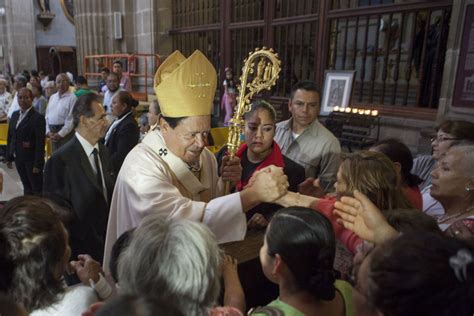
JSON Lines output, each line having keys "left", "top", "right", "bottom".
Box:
{"left": 60, "top": 0, "right": 74, "bottom": 24}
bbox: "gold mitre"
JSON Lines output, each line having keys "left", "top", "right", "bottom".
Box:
{"left": 154, "top": 50, "right": 217, "bottom": 117}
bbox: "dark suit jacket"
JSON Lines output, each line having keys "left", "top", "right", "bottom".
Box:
{"left": 43, "top": 135, "right": 115, "bottom": 262}
{"left": 105, "top": 112, "right": 139, "bottom": 174}
{"left": 7, "top": 108, "right": 45, "bottom": 169}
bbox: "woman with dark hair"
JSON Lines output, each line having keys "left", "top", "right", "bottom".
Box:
{"left": 105, "top": 90, "right": 140, "bottom": 174}
{"left": 31, "top": 83, "right": 47, "bottom": 115}
{"left": 0, "top": 196, "right": 111, "bottom": 315}
{"left": 217, "top": 100, "right": 305, "bottom": 228}
{"left": 370, "top": 138, "right": 423, "bottom": 210}
{"left": 251, "top": 207, "right": 353, "bottom": 315}
{"left": 363, "top": 232, "right": 474, "bottom": 316}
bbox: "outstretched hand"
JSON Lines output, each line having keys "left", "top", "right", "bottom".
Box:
{"left": 70, "top": 254, "right": 103, "bottom": 285}
{"left": 334, "top": 190, "right": 398, "bottom": 244}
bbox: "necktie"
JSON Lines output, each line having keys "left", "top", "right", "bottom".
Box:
{"left": 92, "top": 148, "right": 104, "bottom": 193}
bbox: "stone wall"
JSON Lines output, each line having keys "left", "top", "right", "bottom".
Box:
{"left": 0, "top": 0, "right": 37, "bottom": 75}
{"left": 74, "top": 0, "right": 173, "bottom": 75}
{"left": 35, "top": 0, "right": 76, "bottom": 47}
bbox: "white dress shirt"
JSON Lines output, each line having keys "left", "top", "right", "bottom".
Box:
{"left": 7, "top": 93, "right": 19, "bottom": 119}
{"left": 45, "top": 91, "right": 77, "bottom": 137}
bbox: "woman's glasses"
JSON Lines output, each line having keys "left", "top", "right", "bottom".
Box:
{"left": 430, "top": 135, "right": 460, "bottom": 142}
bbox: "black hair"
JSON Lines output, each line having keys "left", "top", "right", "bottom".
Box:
{"left": 72, "top": 93, "right": 102, "bottom": 128}
{"left": 369, "top": 232, "right": 474, "bottom": 316}
{"left": 30, "top": 70, "right": 39, "bottom": 77}
{"left": 18, "top": 87, "right": 33, "bottom": 99}
{"left": 384, "top": 208, "right": 442, "bottom": 234}
{"left": 21, "top": 70, "right": 30, "bottom": 82}
{"left": 372, "top": 138, "right": 423, "bottom": 187}
{"left": 95, "top": 295, "right": 184, "bottom": 316}
{"left": 289, "top": 80, "right": 320, "bottom": 100}
{"left": 14, "top": 75, "right": 27, "bottom": 87}
{"left": 76, "top": 75, "right": 88, "bottom": 85}
{"left": 160, "top": 116, "right": 186, "bottom": 129}
{"left": 243, "top": 99, "right": 277, "bottom": 122}
{"left": 437, "top": 120, "right": 474, "bottom": 141}
{"left": 266, "top": 207, "right": 336, "bottom": 301}
{"left": 0, "top": 196, "right": 67, "bottom": 312}
{"left": 110, "top": 229, "right": 135, "bottom": 283}
{"left": 30, "top": 82, "right": 43, "bottom": 95}
{"left": 113, "top": 60, "right": 123, "bottom": 67}
{"left": 116, "top": 91, "right": 139, "bottom": 109}
{"left": 101, "top": 67, "right": 110, "bottom": 73}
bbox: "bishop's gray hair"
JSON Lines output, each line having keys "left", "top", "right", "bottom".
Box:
{"left": 118, "top": 213, "right": 222, "bottom": 316}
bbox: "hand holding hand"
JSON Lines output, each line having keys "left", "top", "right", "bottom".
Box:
{"left": 70, "top": 254, "right": 103, "bottom": 285}
{"left": 221, "top": 155, "right": 242, "bottom": 183}
{"left": 247, "top": 165, "right": 288, "bottom": 203}
{"left": 32, "top": 167, "right": 41, "bottom": 174}
{"left": 6, "top": 161, "right": 12, "bottom": 169}
{"left": 334, "top": 190, "right": 398, "bottom": 244}
{"left": 247, "top": 213, "right": 268, "bottom": 229}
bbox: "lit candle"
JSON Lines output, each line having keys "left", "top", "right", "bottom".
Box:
{"left": 334, "top": 106, "right": 339, "bottom": 112}
{"left": 358, "top": 109, "right": 364, "bottom": 115}
{"left": 345, "top": 107, "right": 352, "bottom": 113}
{"left": 364, "top": 109, "right": 371, "bottom": 115}
{"left": 352, "top": 108, "right": 358, "bottom": 113}
{"left": 371, "top": 110, "right": 379, "bottom": 116}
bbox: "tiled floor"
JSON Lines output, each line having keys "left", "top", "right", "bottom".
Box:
{"left": 0, "top": 162, "right": 24, "bottom": 201}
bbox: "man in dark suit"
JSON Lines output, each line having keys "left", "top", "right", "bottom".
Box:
{"left": 6, "top": 88, "right": 45, "bottom": 195}
{"left": 104, "top": 91, "right": 139, "bottom": 174}
{"left": 44, "top": 93, "right": 115, "bottom": 263}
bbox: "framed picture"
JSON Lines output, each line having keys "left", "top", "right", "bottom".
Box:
{"left": 320, "top": 70, "right": 355, "bottom": 116}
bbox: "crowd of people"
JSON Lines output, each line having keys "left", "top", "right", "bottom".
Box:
{"left": 0, "top": 50, "right": 473, "bottom": 316}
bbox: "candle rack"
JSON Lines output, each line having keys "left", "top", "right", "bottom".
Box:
{"left": 325, "top": 107, "right": 380, "bottom": 152}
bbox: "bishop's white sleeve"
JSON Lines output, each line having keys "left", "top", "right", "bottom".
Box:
{"left": 203, "top": 192, "right": 247, "bottom": 244}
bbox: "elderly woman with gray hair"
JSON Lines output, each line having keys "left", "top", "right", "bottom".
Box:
{"left": 118, "top": 213, "right": 245, "bottom": 316}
